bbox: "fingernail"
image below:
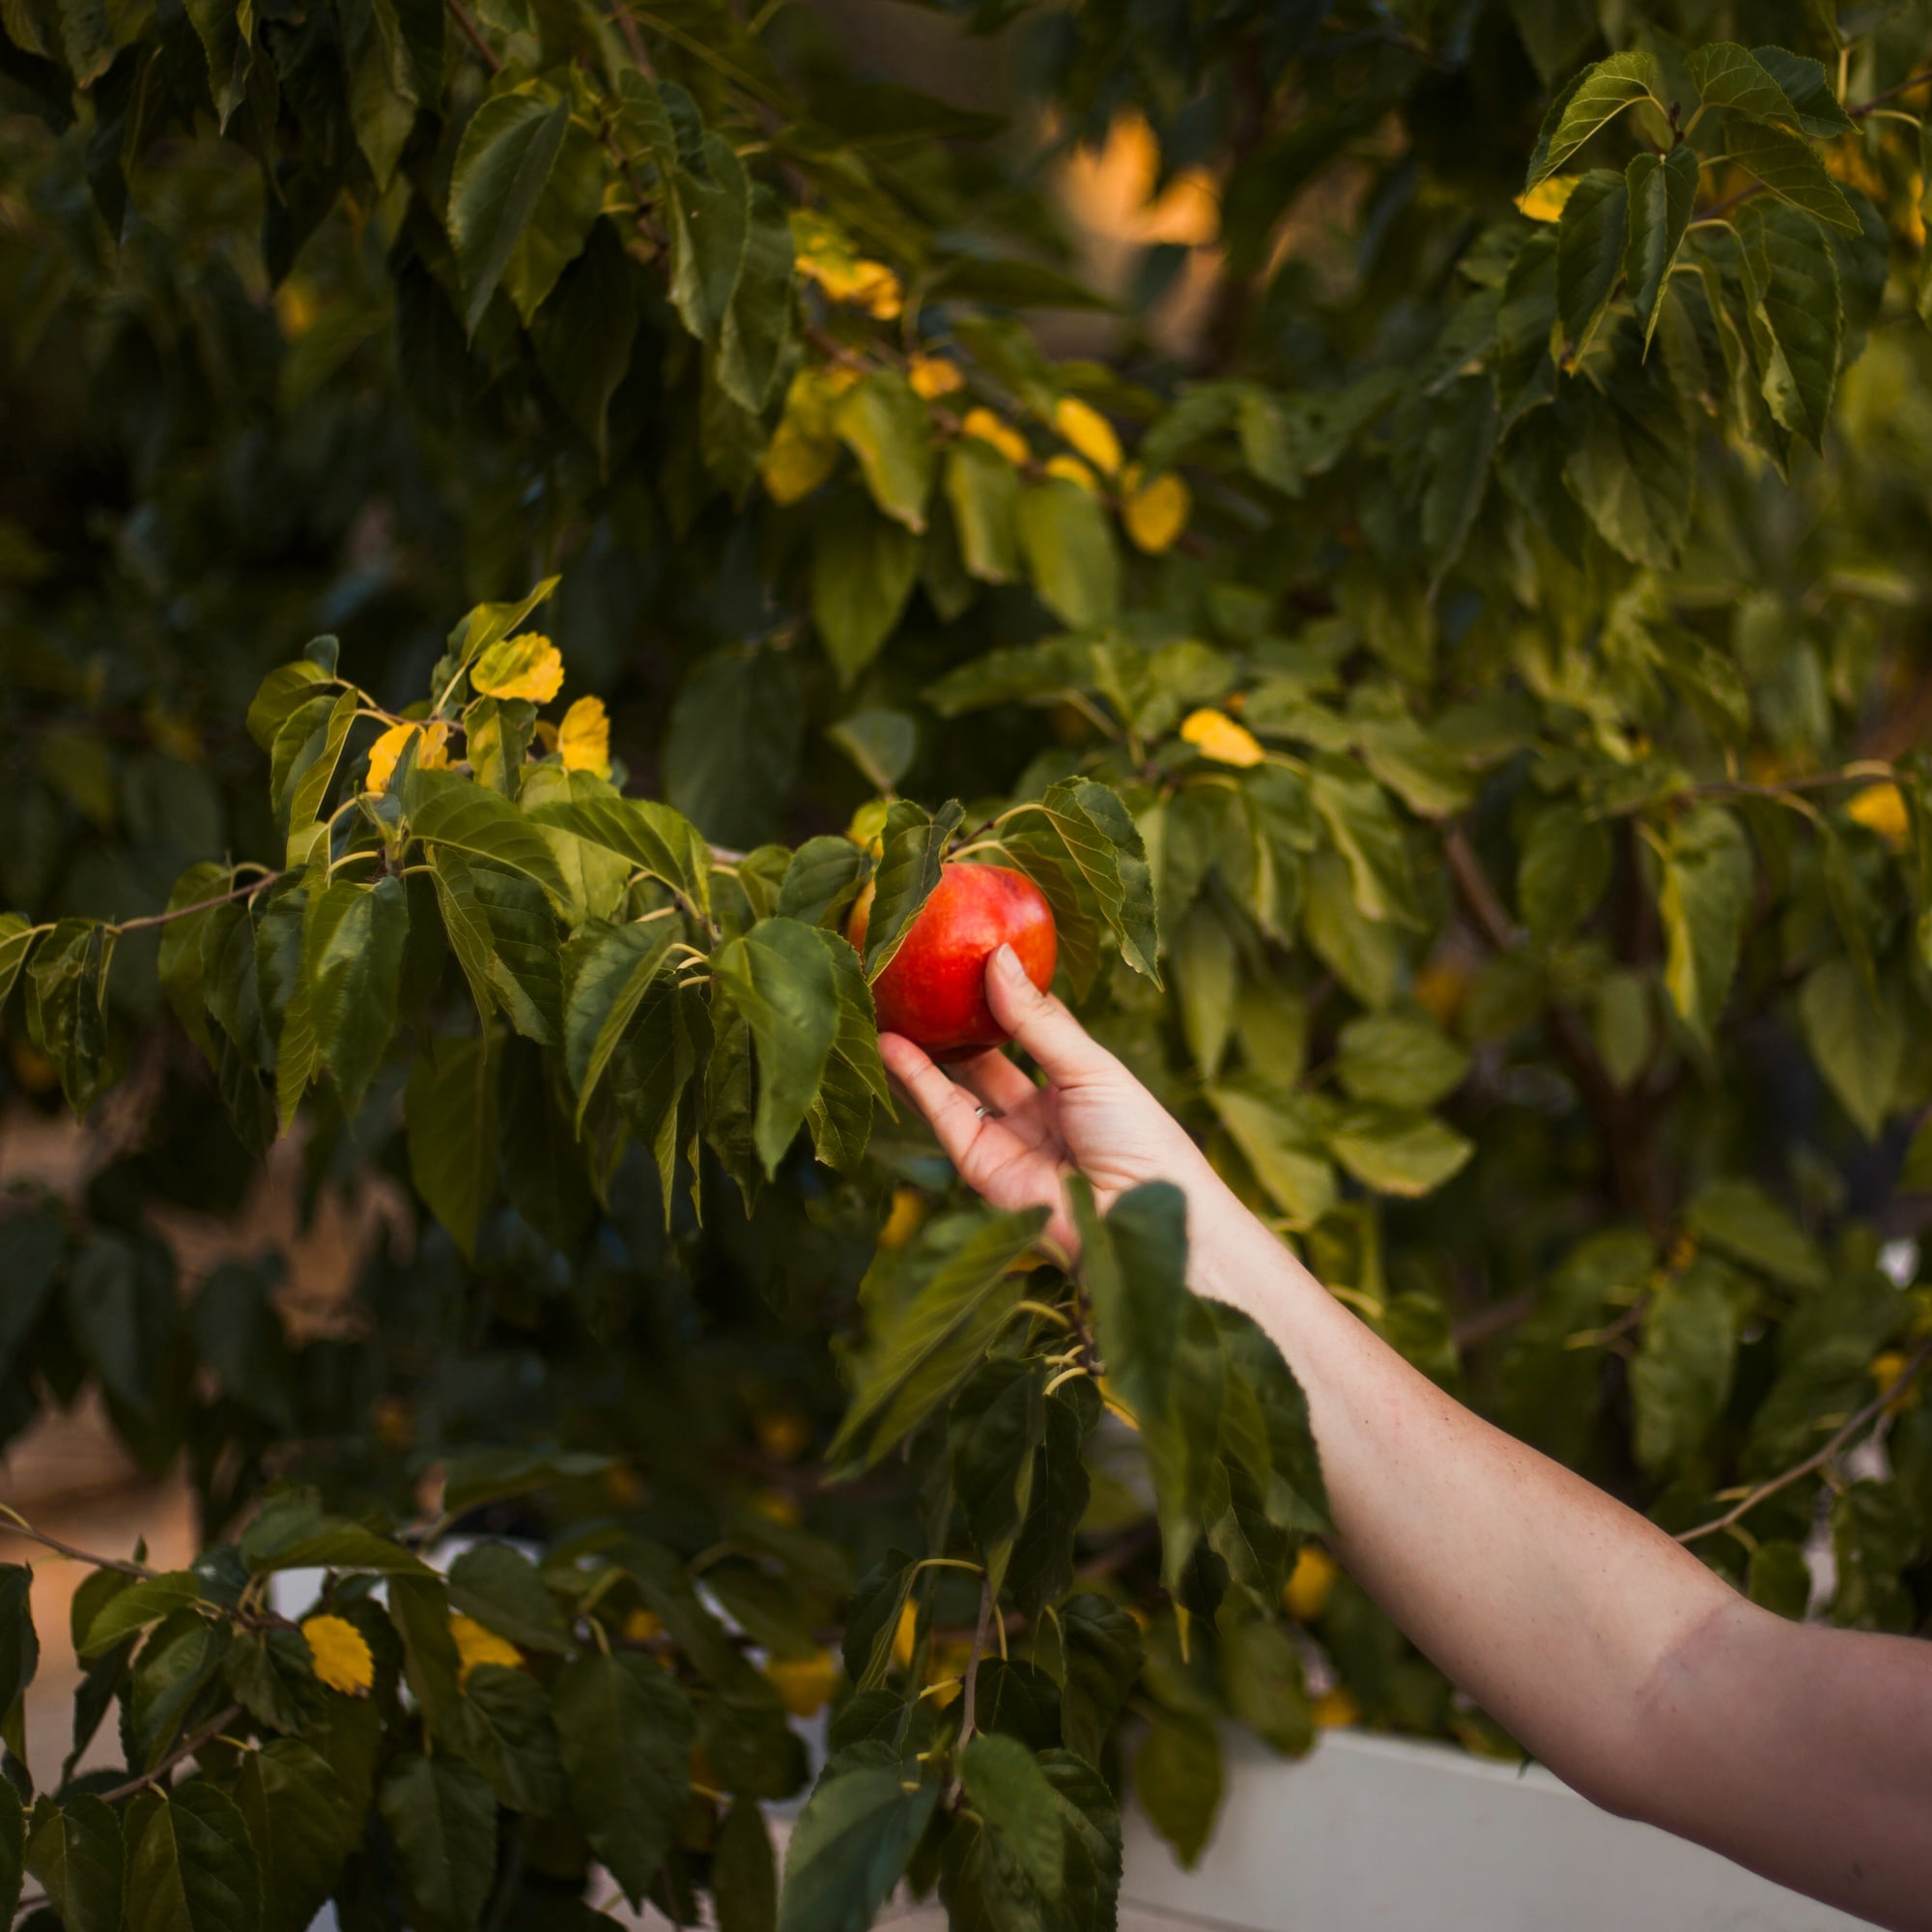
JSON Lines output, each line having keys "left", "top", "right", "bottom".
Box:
{"left": 990, "top": 944, "right": 1023, "bottom": 982}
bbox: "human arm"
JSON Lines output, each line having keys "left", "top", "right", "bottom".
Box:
{"left": 881, "top": 946, "right": 1932, "bottom": 1932}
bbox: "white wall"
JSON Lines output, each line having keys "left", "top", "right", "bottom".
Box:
{"left": 1118, "top": 1729, "right": 1879, "bottom": 1932}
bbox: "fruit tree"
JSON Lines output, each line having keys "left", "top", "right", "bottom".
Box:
{"left": 3, "top": 2, "right": 1932, "bottom": 1928}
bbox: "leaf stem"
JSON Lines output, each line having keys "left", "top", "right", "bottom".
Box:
{"left": 1675, "top": 1336, "right": 1932, "bottom": 1547}
{"left": 947, "top": 1576, "right": 995, "bottom": 1804}
{"left": 106, "top": 872, "right": 283, "bottom": 938}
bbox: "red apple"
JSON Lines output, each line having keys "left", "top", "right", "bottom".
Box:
{"left": 847, "top": 862, "right": 1057, "bottom": 1063}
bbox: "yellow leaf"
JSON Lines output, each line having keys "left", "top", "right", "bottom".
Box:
{"left": 892, "top": 1600, "right": 919, "bottom": 1669}
{"left": 1094, "top": 1375, "right": 1139, "bottom": 1432}
{"left": 1052, "top": 395, "right": 1122, "bottom": 474}
{"left": 960, "top": 407, "right": 1030, "bottom": 467}
{"left": 450, "top": 1613, "right": 523, "bottom": 1687}
{"left": 760, "top": 366, "right": 859, "bottom": 505}
{"left": 1122, "top": 469, "right": 1191, "bottom": 553}
{"left": 879, "top": 1186, "right": 925, "bottom": 1250}
{"left": 846, "top": 797, "right": 891, "bottom": 851}
{"left": 300, "top": 1614, "right": 375, "bottom": 1696}
{"left": 1179, "top": 707, "right": 1264, "bottom": 768}
{"left": 1847, "top": 781, "right": 1909, "bottom": 850}
{"left": 471, "top": 634, "right": 564, "bottom": 703}
{"left": 908, "top": 355, "right": 965, "bottom": 400}
{"left": 752, "top": 1488, "right": 802, "bottom": 1528}
{"left": 793, "top": 216, "right": 904, "bottom": 320}
{"left": 1312, "top": 1687, "right": 1361, "bottom": 1728}
{"left": 765, "top": 1647, "right": 840, "bottom": 1718}
{"left": 1517, "top": 175, "right": 1582, "bottom": 222}
{"left": 1043, "top": 453, "right": 1100, "bottom": 494}
{"left": 1282, "top": 1544, "right": 1339, "bottom": 1622}
{"left": 365, "top": 721, "right": 451, "bottom": 794}
{"left": 364, "top": 723, "right": 414, "bottom": 795}
{"left": 1871, "top": 1350, "right": 1921, "bottom": 1414}
{"left": 623, "top": 1608, "right": 663, "bottom": 1642}
{"left": 558, "top": 695, "right": 611, "bottom": 779}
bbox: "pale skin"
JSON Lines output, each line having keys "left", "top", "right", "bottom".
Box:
{"left": 880, "top": 944, "right": 1932, "bottom": 1932}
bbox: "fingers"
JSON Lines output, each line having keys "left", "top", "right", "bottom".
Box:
{"left": 949, "top": 1047, "right": 1038, "bottom": 1120}
{"left": 984, "top": 945, "right": 1115, "bottom": 1086}
{"left": 877, "top": 1034, "right": 999, "bottom": 1172}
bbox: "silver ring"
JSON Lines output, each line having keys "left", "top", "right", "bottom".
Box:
{"left": 974, "top": 1104, "right": 991, "bottom": 1119}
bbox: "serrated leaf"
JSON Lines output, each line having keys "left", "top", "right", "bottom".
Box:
{"left": 1749, "top": 45, "right": 1854, "bottom": 137}
{"left": 1001, "top": 777, "right": 1159, "bottom": 985}
{"left": 1686, "top": 43, "right": 1803, "bottom": 125}
{"left": 378, "top": 1752, "right": 497, "bottom": 1932}
{"left": 862, "top": 800, "right": 963, "bottom": 980}
{"left": 236, "top": 1740, "right": 353, "bottom": 1932}
{"left": 562, "top": 919, "right": 676, "bottom": 1125}
{"left": 1724, "top": 118, "right": 1859, "bottom": 234}
{"left": 1017, "top": 478, "right": 1120, "bottom": 628}
{"left": 1624, "top": 146, "right": 1698, "bottom": 351}
{"left": 711, "top": 919, "right": 843, "bottom": 1176}
{"left": 1798, "top": 956, "right": 1900, "bottom": 1140}
{"left": 958, "top": 1734, "right": 1062, "bottom": 1894}
{"left": 430, "top": 849, "right": 563, "bottom": 1043}
{"left": 812, "top": 504, "right": 921, "bottom": 687}
{"left": 835, "top": 371, "right": 934, "bottom": 533}
{"left": 1555, "top": 168, "right": 1628, "bottom": 360}
{"left": 411, "top": 770, "right": 568, "bottom": 902}
{"left": 25, "top": 1795, "right": 122, "bottom": 1932}
{"left": 1737, "top": 198, "right": 1843, "bottom": 451}
{"left": 1658, "top": 803, "right": 1752, "bottom": 1043}
{"left": 1523, "top": 52, "right": 1663, "bottom": 189}
{"left": 304, "top": 876, "right": 408, "bottom": 1108}
{"left": 1206, "top": 1082, "right": 1336, "bottom": 1228}
{"left": 1324, "top": 1102, "right": 1473, "bottom": 1198}
{"left": 944, "top": 440, "right": 1022, "bottom": 583}
{"left": 405, "top": 1036, "right": 499, "bottom": 1260}
{"left": 777, "top": 1761, "right": 936, "bottom": 1932}
{"left": 1335, "top": 1009, "right": 1469, "bottom": 1109}
{"left": 553, "top": 1652, "right": 692, "bottom": 1908}
{"left": 124, "top": 1781, "right": 262, "bottom": 1932}
{"left": 1630, "top": 1260, "right": 1742, "bottom": 1473}
{"left": 447, "top": 81, "right": 571, "bottom": 336}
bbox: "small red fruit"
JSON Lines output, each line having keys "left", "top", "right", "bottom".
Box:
{"left": 848, "top": 863, "right": 1057, "bottom": 1063}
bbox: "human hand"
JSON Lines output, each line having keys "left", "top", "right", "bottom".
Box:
{"left": 877, "top": 944, "right": 1223, "bottom": 1258}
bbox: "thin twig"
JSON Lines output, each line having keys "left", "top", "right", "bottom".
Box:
{"left": 98, "top": 1704, "right": 245, "bottom": 1804}
{"left": 1675, "top": 1337, "right": 1932, "bottom": 1547}
{"left": 107, "top": 871, "right": 283, "bottom": 938}
{"left": 443, "top": 0, "right": 504, "bottom": 73}
{"left": 0, "top": 1506, "right": 159, "bottom": 1579}
{"left": 946, "top": 1577, "right": 995, "bottom": 1804}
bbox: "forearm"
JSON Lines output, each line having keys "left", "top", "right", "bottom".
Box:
{"left": 1178, "top": 1174, "right": 1733, "bottom": 1806}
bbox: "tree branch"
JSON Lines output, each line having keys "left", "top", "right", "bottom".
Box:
{"left": 946, "top": 1576, "right": 995, "bottom": 1803}
{"left": 443, "top": 0, "right": 505, "bottom": 73}
{"left": 106, "top": 871, "right": 283, "bottom": 938}
{"left": 1675, "top": 1337, "right": 1932, "bottom": 1548}
{"left": 0, "top": 1507, "right": 159, "bottom": 1578}
{"left": 98, "top": 1703, "right": 244, "bottom": 1804}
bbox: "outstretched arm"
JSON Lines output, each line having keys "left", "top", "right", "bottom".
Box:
{"left": 883, "top": 946, "right": 1932, "bottom": 1932}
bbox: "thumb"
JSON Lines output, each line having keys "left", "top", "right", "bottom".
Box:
{"left": 984, "top": 945, "right": 1112, "bottom": 1085}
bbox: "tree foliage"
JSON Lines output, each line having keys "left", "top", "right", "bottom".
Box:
{"left": 3, "top": 0, "right": 1932, "bottom": 1925}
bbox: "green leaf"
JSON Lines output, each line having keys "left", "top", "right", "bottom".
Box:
{"left": 0, "top": 1566, "right": 35, "bottom": 1727}
{"left": 1335, "top": 1009, "right": 1469, "bottom": 1109}
{"left": 65, "top": 1233, "right": 177, "bottom": 1422}
{"left": 1206, "top": 1082, "right": 1336, "bottom": 1228}
{"left": 339, "top": 0, "right": 421, "bottom": 190}
{"left": 1737, "top": 198, "right": 1843, "bottom": 451}
{"left": 1518, "top": 799, "right": 1613, "bottom": 940}
{"left": 1685, "top": 1178, "right": 1827, "bottom": 1293}
{"left": 0, "top": 1213, "right": 62, "bottom": 1370}
{"left": 123, "top": 1781, "right": 262, "bottom": 1932}
{"left": 304, "top": 875, "right": 408, "bottom": 1108}
{"left": 1563, "top": 327, "right": 1692, "bottom": 568}
{"left": 76, "top": 1570, "right": 201, "bottom": 1659}
{"left": 377, "top": 1752, "right": 497, "bottom": 1932}
{"left": 613, "top": 968, "right": 709, "bottom": 1217}
{"left": 273, "top": 688, "right": 357, "bottom": 837}
{"left": 235, "top": 1740, "right": 352, "bottom": 1932}
{"left": 1310, "top": 758, "right": 1417, "bottom": 927}
{"left": 246, "top": 662, "right": 329, "bottom": 751}
{"left": 430, "top": 849, "right": 562, "bottom": 1044}
{"left": 826, "top": 709, "right": 918, "bottom": 795}
{"left": 839, "top": 1549, "right": 915, "bottom": 1692}
{"left": 1172, "top": 900, "right": 1236, "bottom": 1079}
{"left": 958, "top": 1733, "right": 1063, "bottom": 1893}
{"left": 1631, "top": 1260, "right": 1743, "bottom": 1473}
{"left": 447, "top": 580, "right": 561, "bottom": 671}
{"left": 562, "top": 919, "right": 676, "bottom": 1124}
{"left": 0, "top": 913, "right": 38, "bottom": 1009}
{"left": 449, "top": 1664, "right": 567, "bottom": 1816}
{"left": 25, "top": 1794, "right": 122, "bottom": 1932}
{"left": 532, "top": 220, "right": 641, "bottom": 464}
{"left": 718, "top": 184, "right": 796, "bottom": 413}
{"left": 1555, "top": 169, "right": 1628, "bottom": 362}
{"left": 553, "top": 1652, "right": 693, "bottom": 1908}
{"left": 835, "top": 372, "right": 935, "bottom": 533}
{"left": 1799, "top": 956, "right": 1900, "bottom": 1140}
{"left": 829, "top": 1206, "right": 1048, "bottom": 1467}
{"left": 944, "top": 440, "right": 1022, "bottom": 583}
{"left": 411, "top": 770, "right": 568, "bottom": 903}
{"left": 777, "top": 1761, "right": 936, "bottom": 1932}
{"left": 711, "top": 919, "right": 843, "bottom": 1176}
{"left": 1325, "top": 1102, "right": 1473, "bottom": 1198}
{"left": 1056, "top": 1595, "right": 1143, "bottom": 1768}
{"left": 1523, "top": 52, "right": 1664, "bottom": 189}
{"left": 1658, "top": 803, "right": 1752, "bottom": 1044}
{"left": 1008, "top": 1378, "right": 1098, "bottom": 1620}
{"left": 863, "top": 799, "right": 963, "bottom": 979}
{"left": 448, "top": 80, "right": 571, "bottom": 336}
{"left": 0, "top": 1787, "right": 18, "bottom": 1927}
{"left": 812, "top": 504, "right": 921, "bottom": 686}
{"left": 1748, "top": 46, "right": 1854, "bottom": 137}
{"left": 527, "top": 779, "right": 712, "bottom": 916}
{"left": 1623, "top": 146, "right": 1698, "bottom": 351}
{"left": 447, "top": 1543, "right": 572, "bottom": 1655}
{"left": 715, "top": 1798, "right": 779, "bottom": 1932}
{"left": 1685, "top": 43, "right": 1804, "bottom": 125}
{"left": 1133, "top": 1713, "right": 1222, "bottom": 1869}
{"left": 778, "top": 838, "right": 869, "bottom": 929}
{"left": 501, "top": 109, "right": 605, "bottom": 327}
{"left": 1001, "top": 776, "right": 1159, "bottom": 986}
{"left": 1017, "top": 479, "right": 1120, "bottom": 628}
{"left": 25, "top": 918, "right": 113, "bottom": 1114}
{"left": 949, "top": 1360, "right": 1044, "bottom": 1598}
{"left": 405, "top": 1036, "right": 500, "bottom": 1261}
{"left": 1724, "top": 119, "right": 1860, "bottom": 234}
